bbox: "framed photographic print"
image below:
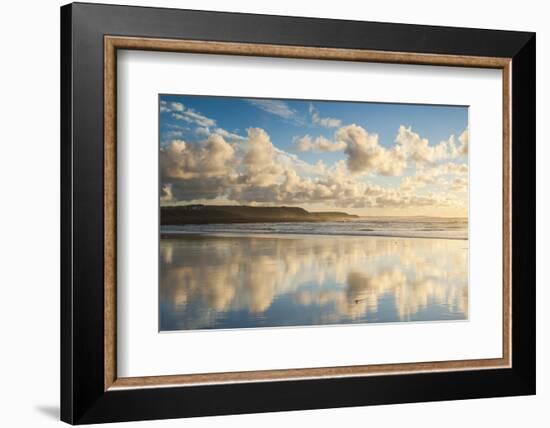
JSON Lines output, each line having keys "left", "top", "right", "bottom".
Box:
{"left": 61, "top": 2, "right": 536, "bottom": 424}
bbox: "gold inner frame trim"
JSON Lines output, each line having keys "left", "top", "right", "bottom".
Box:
{"left": 104, "top": 35, "right": 512, "bottom": 391}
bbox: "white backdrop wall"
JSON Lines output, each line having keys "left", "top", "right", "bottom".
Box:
{"left": 0, "top": 1, "right": 546, "bottom": 427}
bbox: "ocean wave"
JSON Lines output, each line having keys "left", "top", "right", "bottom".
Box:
{"left": 161, "top": 220, "right": 468, "bottom": 240}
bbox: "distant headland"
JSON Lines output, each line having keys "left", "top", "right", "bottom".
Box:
{"left": 161, "top": 204, "right": 359, "bottom": 225}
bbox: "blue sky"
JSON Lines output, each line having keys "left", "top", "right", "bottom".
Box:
{"left": 159, "top": 94, "right": 468, "bottom": 216}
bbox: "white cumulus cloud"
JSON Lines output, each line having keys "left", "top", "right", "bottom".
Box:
{"left": 337, "top": 124, "right": 407, "bottom": 176}
{"left": 294, "top": 135, "right": 346, "bottom": 152}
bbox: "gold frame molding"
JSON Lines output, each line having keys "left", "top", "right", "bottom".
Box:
{"left": 104, "top": 35, "right": 512, "bottom": 391}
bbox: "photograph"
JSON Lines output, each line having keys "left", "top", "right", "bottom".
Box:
{"left": 159, "top": 95, "right": 469, "bottom": 331}
{"left": 54, "top": 2, "right": 537, "bottom": 424}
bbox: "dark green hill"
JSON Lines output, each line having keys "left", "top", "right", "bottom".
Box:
{"left": 161, "top": 204, "right": 359, "bottom": 225}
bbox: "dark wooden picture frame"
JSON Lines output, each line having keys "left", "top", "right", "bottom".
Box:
{"left": 61, "top": 2, "right": 536, "bottom": 424}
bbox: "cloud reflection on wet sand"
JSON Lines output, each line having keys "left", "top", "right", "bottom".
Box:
{"left": 159, "top": 234, "right": 468, "bottom": 331}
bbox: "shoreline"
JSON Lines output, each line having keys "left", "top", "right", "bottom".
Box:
{"left": 160, "top": 230, "right": 468, "bottom": 241}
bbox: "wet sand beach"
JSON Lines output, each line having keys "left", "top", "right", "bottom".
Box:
{"left": 160, "top": 230, "right": 468, "bottom": 331}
